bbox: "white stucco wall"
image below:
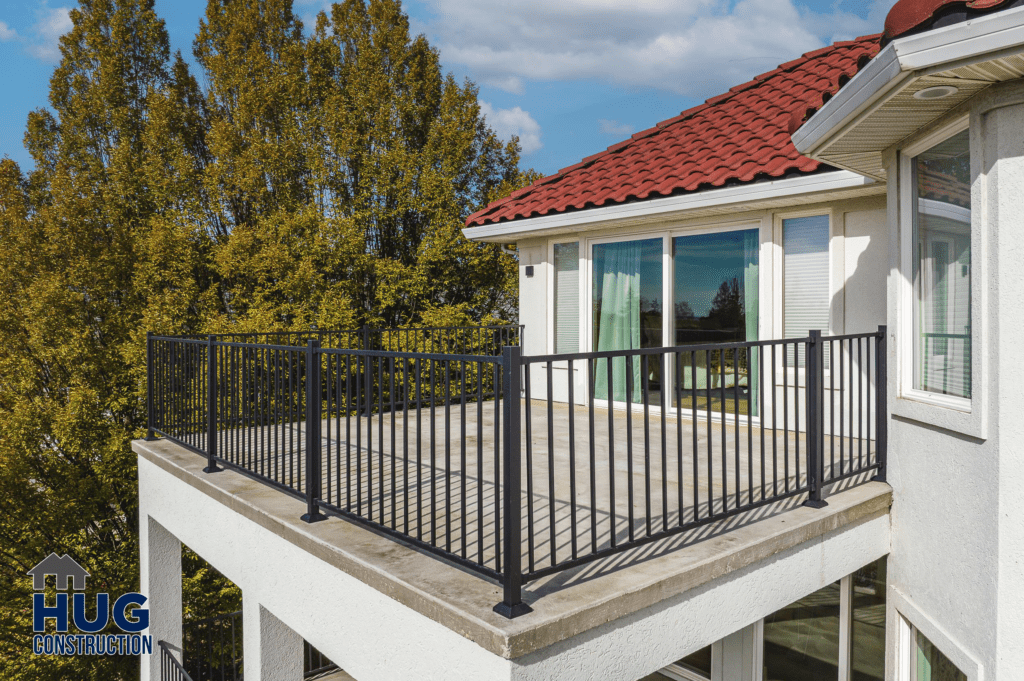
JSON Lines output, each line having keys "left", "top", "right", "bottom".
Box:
{"left": 883, "top": 80, "right": 1024, "bottom": 681}
{"left": 515, "top": 200, "right": 887, "bottom": 443}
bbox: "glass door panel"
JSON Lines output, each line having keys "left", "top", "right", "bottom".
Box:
{"left": 592, "top": 238, "right": 663, "bottom": 403}
{"left": 672, "top": 229, "right": 758, "bottom": 415}
{"left": 764, "top": 581, "right": 842, "bottom": 681}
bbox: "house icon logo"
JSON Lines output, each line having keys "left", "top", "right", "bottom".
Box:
{"left": 27, "top": 553, "right": 90, "bottom": 591}
{"left": 28, "top": 551, "right": 152, "bottom": 657}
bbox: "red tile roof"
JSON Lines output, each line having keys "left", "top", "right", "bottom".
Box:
{"left": 466, "top": 36, "right": 881, "bottom": 228}
{"left": 882, "top": 0, "right": 1019, "bottom": 44}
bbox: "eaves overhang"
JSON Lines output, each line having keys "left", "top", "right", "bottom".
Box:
{"left": 462, "top": 171, "right": 879, "bottom": 244}
{"left": 794, "top": 6, "right": 1024, "bottom": 178}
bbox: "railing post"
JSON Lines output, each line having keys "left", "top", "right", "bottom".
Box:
{"left": 873, "top": 325, "right": 888, "bottom": 483}
{"left": 494, "top": 345, "right": 532, "bottom": 619}
{"left": 204, "top": 336, "right": 223, "bottom": 473}
{"left": 146, "top": 331, "right": 157, "bottom": 441}
{"left": 804, "top": 330, "right": 827, "bottom": 508}
{"left": 362, "top": 325, "right": 372, "bottom": 417}
{"left": 302, "top": 338, "right": 327, "bottom": 523}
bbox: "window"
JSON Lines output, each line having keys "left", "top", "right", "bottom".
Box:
{"left": 912, "top": 129, "right": 971, "bottom": 399}
{"left": 673, "top": 228, "right": 759, "bottom": 415}
{"left": 552, "top": 242, "right": 580, "bottom": 354}
{"left": 763, "top": 557, "right": 887, "bottom": 681}
{"left": 902, "top": 623, "right": 968, "bottom": 681}
{"left": 852, "top": 558, "right": 887, "bottom": 681}
{"left": 764, "top": 580, "right": 842, "bottom": 680}
{"left": 783, "top": 215, "right": 830, "bottom": 367}
{"left": 592, "top": 237, "right": 663, "bottom": 402}
{"left": 653, "top": 646, "right": 712, "bottom": 681}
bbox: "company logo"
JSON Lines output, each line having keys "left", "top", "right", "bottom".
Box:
{"left": 29, "top": 553, "right": 152, "bottom": 657}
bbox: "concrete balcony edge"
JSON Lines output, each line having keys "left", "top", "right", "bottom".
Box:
{"left": 133, "top": 438, "right": 892, "bottom": 660}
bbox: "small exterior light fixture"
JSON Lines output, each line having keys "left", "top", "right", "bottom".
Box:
{"left": 914, "top": 85, "right": 959, "bottom": 100}
{"left": 525, "top": 265, "right": 534, "bottom": 277}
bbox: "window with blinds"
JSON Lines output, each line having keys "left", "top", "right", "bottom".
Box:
{"left": 553, "top": 242, "right": 580, "bottom": 354}
{"left": 783, "top": 215, "right": 830, "bottom": 367}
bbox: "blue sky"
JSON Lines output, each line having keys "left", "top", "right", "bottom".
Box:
{"left": 0, "top": 0, "right": 897, "bottom": 175}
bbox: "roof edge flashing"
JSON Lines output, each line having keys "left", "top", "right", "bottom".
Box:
{"left": 461, "top": 171, "right": 877, "bottom": 243}
{"left": 795, "top": 5, "right": 1024, "bottom": 158}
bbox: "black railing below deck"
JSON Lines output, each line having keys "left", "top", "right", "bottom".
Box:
{"left": 160, "top": 640, "right": 194, "bottom": 681}
{"left": 146, "top": 326, "right": 887, "bottom": 621}
{"left": 180, "top": 610, "right": 338, "bottom": 680}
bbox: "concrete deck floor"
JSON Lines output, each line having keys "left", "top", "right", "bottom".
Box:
{"left": 210, "top": 399, "right": 880, "bottom": 579}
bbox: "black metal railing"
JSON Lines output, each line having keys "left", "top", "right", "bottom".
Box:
{"left": 147, "top": 326, "right": 886, "bottom": 620}
{"left": 180, "top": 610, "right": 338, "bottom": 680}
{"left": 160, "top": 640, "right": 194, "bottom": 681}
{"left": 187, "top": 325, "right": 523, "bottom": 355}
{"left": 182, "top": 611, "right": 243, "bottom": 681}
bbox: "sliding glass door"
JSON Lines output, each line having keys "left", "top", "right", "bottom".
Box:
{"left": 673, "top": 229, "right": 759, "bottom": 415}
{"left": 589, "top": 228, "right": 759, "bottom": 413}
{"left": 592, "top": 237, "right": 663, "bottom": 402}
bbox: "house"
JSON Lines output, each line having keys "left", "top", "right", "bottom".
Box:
{"left": 27, "top": 553, "right": 90, "bottom": 591}
{"left": 134, "top": 1, "right": 1024, "bottom": 680}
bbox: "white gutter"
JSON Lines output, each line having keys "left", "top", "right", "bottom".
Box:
{"left": 462, "top": 171, "right": 876, "bottom": 243}
{"left": 793, "top": 6, "right": 1024, "bottom": 157}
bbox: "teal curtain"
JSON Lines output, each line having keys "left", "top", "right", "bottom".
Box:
{"left": 594, "top": 241, "right": 642, "bottom": 402}
{"left": 744, "top": 230, "right": 760, "bottom": 417}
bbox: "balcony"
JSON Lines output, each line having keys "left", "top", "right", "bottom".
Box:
{"left": 143, "top": 325, "right": 887, "bottom": 621}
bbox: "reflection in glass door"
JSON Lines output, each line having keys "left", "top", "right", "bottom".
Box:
{"left": 592, "top": 238, "right": 663, "bottom": 403}
{"left": 673, "top": 229, "right": 759, "bottom": 416}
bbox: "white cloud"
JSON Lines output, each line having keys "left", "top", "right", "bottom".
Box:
{"left": 599, "top": 119, "right": 633, "bottom": 136}
{"left": 0, "top": 21, "right": 19, "bottom": 42}
{"left": 417, "top": 0, "right": 897, "bottom": 100}
{"left": 479, "top": 101, "right": 543, "bottom": 155}
{"left": 486, "top": 76, "right": 525, "bottom": 95}
{"left": 26, "top": 6, "right": 73, "bottom": 63}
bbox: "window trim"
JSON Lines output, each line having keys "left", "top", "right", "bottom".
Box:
{"left": 773, "top": 208, "right": 838, "bottom": 386}
{"left": 893, "top": 587, "right": 982, "bottom": 681}
{"left": 893, "top": 115, "right": 986, "bottom": 438}
{"left": 547, "top": 238, "right": 583, "bottom": 356}
{"left": 579, "top": 221, "right": 767, "bottom": 418}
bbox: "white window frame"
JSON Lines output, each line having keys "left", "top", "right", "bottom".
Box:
{"left": 773, "top": 208, "right": 839, "bottom": 386}
{"left": 584, "top": 230, "right": 671, "bottom": 413}
{"left": 893, "top": 115, "right": 985, "bottom": 438}
{"left": 892, "top": 588, "right": 983, "bottom": 681}
{"left": 581, "top": 220, "right": 767, "bottom": 419}
{"left": 547, "top": 238, "right": 583, "bottom": 355}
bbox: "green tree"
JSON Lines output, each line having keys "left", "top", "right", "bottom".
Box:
{"left": 0, "top": 0, "right": 217, "bottom": 677}
{"left": 199, "top": 0, "right": 528, "bottom": 331}
{"left": 0, "top": 1, "right": 531, "bottom": 678}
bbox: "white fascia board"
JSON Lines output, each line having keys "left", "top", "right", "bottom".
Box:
{"left": 791, "top": 43, "right": 907, "bottom": 156}
{"left": 461, "top": 171, "right": 875, "bottom": 243}
{"left": 794, "top": 6, "right": 1024, "bottom": 156}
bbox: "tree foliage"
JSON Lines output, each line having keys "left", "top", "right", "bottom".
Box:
{"left": 0, "top": 0, "right": 531, "bottom": 677}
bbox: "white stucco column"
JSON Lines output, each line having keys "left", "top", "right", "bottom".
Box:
{"left": 711, "top": 622, "right": 761, "bottom": 681}
{"left": 984, "top": 93, "right": 1024, "bottom": 681}
{"left": 139, "top": 515, "right": 182, "bottom": 681}
{"left": 243, "top": 600, "right": 304, "bottom": 681}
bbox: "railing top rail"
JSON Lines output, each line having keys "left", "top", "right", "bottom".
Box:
{"left": 158, "top": 640, "right": 194, "bottom": 681}
{"left": 209, "top": 339, "right": 318, "bottom": 352}
{"left": 163, "top": 324, "right": 523, "bottom": 340}
{"left": 821, "top": 330, "right": 886, "bottom": 342}
{"left": 183, "top": 610, "right": 242, "bottom": 627}
{"left": 523, "top": 336, "right": 813, "bottom": 364}
{"left": 150, "top": 335, "right": 213, "bottom": 345}
{"left": 319, "top": 347, "right": 502, "bottom": 363}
